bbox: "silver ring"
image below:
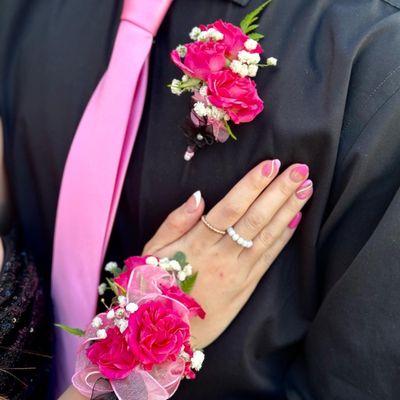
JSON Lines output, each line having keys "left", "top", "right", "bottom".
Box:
{"left": 227, "top": 227, "right": 253, "bottom": 248}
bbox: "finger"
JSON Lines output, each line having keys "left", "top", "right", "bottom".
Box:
{"left": 241, "top": 179, "right": 313, "bottom": 263}
{"left": 249, "top": 217, "right": 300, "bottom": 281}
{"left": 143, "top": 191, "right": 204, "bottom": 254}
{"left": 200, "top": 159, "right": 281, "bottom": 241}
{"left": 223, "top": 163, "right": 309, "bottom": 248}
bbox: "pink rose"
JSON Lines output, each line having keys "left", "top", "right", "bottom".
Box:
{"left": 201, "top": 20, "right": 263, "bottom": 58}
{"left": 114, "top": 256, "right": 147, "bottom": 288}
{"left": 86, "top": 327, "right": 137, "bottom": 380}
{"left": 126, "top": 299, "right": 190, "bottom": 370}
{"left": 207, "top": 70, "right": 264, "bottom": 124}
{"left": 171, "top": 41, "right": 227, "bottom": 80}
{"left": 160, "top": 284, "right": 205, "bottom": 319}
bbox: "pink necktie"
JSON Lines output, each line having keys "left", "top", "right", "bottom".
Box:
{"left": 51, "top": 0, "right": 173, "bottom": 394}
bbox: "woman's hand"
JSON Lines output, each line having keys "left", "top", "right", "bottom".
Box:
{"left": 144, "top": 160, "right": 313, "bottom": 349}
{"left": 60, "top": 160, "right": 313, "bottom": 399}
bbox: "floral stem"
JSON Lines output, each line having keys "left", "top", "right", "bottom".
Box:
{"left": 224, "top": 120, "right": 237, "bottom": 140}
{"left": 180, "top": 78, "right": 201, "bottom": 89}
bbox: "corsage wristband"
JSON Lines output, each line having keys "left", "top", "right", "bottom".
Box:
{"left": 57, "top": 253, "right": 205, "bottom": 400}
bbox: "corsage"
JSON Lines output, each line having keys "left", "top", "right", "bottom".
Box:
{"left": 57, "top": 253, "right": 205, "bottom": 400}
{"left": 169, "top": 0, "right": 278, "bottom": 160}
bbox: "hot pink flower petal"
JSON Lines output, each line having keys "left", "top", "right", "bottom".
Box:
{"left": 160, "top": 284, "right": 205, "bottom": 319}
{"left": 207, "top": 70, "right": 264, "bottom": 124}
{"left": 114, "top": 256, "right": 148, "bottom": 288}
{"left": 126, "top": 299, "right": 191, "bottom": 371}
{"left": 201, "top": 20, "right": 263, "bottom": 58}
{"left": 86, "top": 327, "right": 137, "bottom": 380}
{"left": 170, "top": 48, "right": 195, "bottom": 77}
{"left": 171, "top": 41, "right": 227, "bottom": 80}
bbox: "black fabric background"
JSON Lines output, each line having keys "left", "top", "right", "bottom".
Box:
{"left": 1, "top": 0, "right": 400, "bottom": 398}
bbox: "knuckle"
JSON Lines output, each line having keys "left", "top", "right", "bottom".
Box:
{"left": 258, "top": 229, "right": 277, "bottom": 248}
{"left": 222, "top": 199, "right": 243, "bottom": 221}
{"left": 286, "top": 197, "right": 301, "bottom": 214}
{"left": 260, "top": 251, "right": 274, "bottom": 267}
{"left": 278, "top": 181, "right": 294, "bottom": 197}
{"left": 243, "top": 212, "right": 263, "bottom": 232}
{"left": 247, "top": 171, "right": 265, "bottom": 193}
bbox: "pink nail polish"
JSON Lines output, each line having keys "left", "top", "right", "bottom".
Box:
{"left": 262, "top": 159, "right": 280, "bottom": 178}
{"left": 290, "top": 164, "right": 309, "bottom": 182}
{"left": 296, "top": 179, "right": 313, "bottom": 199}
{"left": 288, "top": 212, "right": 302, "bottom": 229}
{"left": 186, "top": 190, "right": 202, "bottom": 213}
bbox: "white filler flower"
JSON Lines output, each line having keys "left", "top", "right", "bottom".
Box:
{"left": 191, "top": 350, "right": 205, "bottom": 371}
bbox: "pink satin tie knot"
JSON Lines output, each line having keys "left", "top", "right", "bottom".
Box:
{"left": 121, "top": 0, "right": 172, "bottom": 36}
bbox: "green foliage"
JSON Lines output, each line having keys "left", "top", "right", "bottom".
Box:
{"left": 246, "top": 24, "right": 259, "bottom": 33}
{"left": 248, "top": 32, "right": 265, "bottom": 41}
{"left": 239, "top": 0, "right": 272, "bottom": 39}
{"left": 173, "top": 251, "right": 188, "bottom": 266}
{"left": 55, "top": 323, "right": 85, "bottom": 337}
{"left": 106, "top": 277, "right": 120, "bottom": 296}
{"left": 224, "top": 120, "right": 237, "bottom": 140}
{"left": 110, "top": 267, "right": 122, "bottom": 277}
{"left": 180, "top": 272, "right": 198, "bottom": 294}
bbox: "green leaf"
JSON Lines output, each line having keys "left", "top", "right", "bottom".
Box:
{"left": 173, "top": 251, "right": 188, "bottom": 267}
{"left": 55, "top": 323, "right": 85, "bottom": 337}
{"left": 245, "top": 24, "right": 259, "bottom": 33}
{"left": 239, "top": 0, "right": 272, "bottom": 35}
{"left": 106, "top": 277, "right": 120, "bottom": 296}
{"left": 180, "top": 272, "right": 198, "bottom": 294}
{"left": 248, "top": 32, "right": 265, "bottom": 41}
{"left": 114, "top": 281, "right": 127, "bottom": 296}
{"left": 224, "top": 120, "right": 237, "bottom": 141}
{"left": 111, "top": 267, "right": 122, "bottom": 277}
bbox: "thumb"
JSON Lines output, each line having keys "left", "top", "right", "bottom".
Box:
{"left": 143, "top": 190, "right": 204, "bottom": 254}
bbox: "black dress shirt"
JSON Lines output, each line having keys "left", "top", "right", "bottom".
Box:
{"left": 1, "top": 0, "right": 400, "bottom": 398}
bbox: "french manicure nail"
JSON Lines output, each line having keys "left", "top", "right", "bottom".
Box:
{"left": 290, "top": 164, "right": 309, "bottom": 182}
{"left": 186, "top": 190, "right": 202, "bottom": 213}
{"left": 262, "top": 159, "right": 281, "bottom": 178}
{"left": 288, "top": 212, "right": 302, "bottom": 229}
{"left": 295, "top": 179, "right": 313, "bottom": 199}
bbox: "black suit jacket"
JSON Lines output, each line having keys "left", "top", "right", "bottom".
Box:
{"left": 1, "top": 0, "right": 400, "bottom": 398}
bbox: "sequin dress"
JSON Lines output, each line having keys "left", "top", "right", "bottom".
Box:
{"left": 0, "top": 233, "right": 51, "bottom": 399}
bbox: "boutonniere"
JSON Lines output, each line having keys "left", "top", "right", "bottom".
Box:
{"left": 169, "top": 0, "right": 278, "bottom": 161}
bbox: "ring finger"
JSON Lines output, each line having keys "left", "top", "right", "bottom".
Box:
{"left": 195, "top": 159, "right": 281, "bottom": 242}
{"left": 220, "top": 163, "right": 310, "bottom": 252}
{"left": 240, "top": 178, "right": 313, "bottom": 264}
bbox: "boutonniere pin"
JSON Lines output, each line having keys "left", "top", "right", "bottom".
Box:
{"left": 169, "top": 0, "right": 278, "bottom": 161}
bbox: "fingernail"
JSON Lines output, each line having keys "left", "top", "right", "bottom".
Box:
{"left": 262, "top": 159, "right": 281, "bottom": 178}
{"left": 296, "top": 179, "right": 313, "bottom": 199}
{"left": 288, "top": 212, "right": 302, "bottom": 229}
{"left": 290, "top": 164, "right": 309, "bottom": 182}
{"left": 186, "top": 190, "right": 202, "bottom": 213}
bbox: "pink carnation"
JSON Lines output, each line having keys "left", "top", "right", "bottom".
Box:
{"left": 207, "top": 70, "right": 264, "bottom": 123}
{"left": 126, "top": 299, "right": 190, "bottom": 371}
{"left": 171, "top": 41, "right": 227, "bottom": 80}
{"left": 160, "top": 284, "right": 205, "bottom": 319}
{"left": 201, "top": 20, "right": 263, "bottom": 58}
{"left": 86, "top": 327, "right": 137, "bottom": 380}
